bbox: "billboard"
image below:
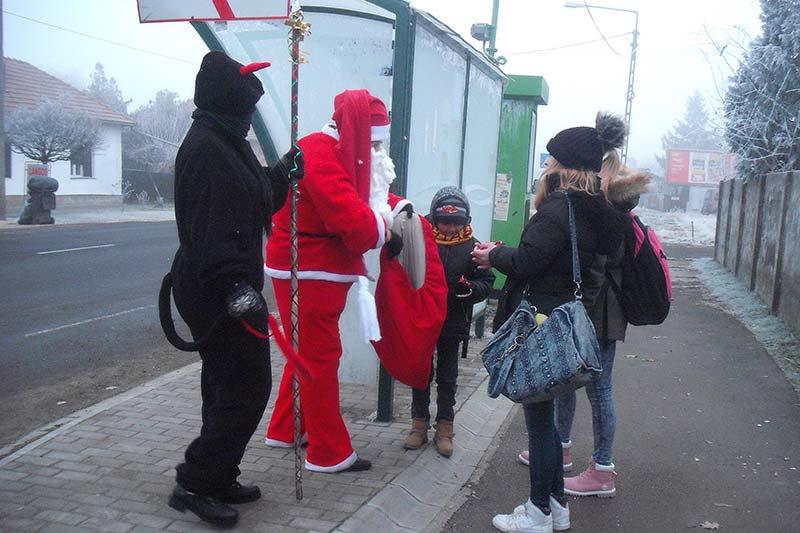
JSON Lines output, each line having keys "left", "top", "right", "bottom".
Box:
{"left": 137, "top": 0, "right": 290, "bottom": 23}
{"left": 666, "top": 149, "right": 736, "bottom": 186}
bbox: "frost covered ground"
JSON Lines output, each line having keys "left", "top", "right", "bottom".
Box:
{"left": 636, "top": 207, "right": 717, "bottom": 246}
{"left": 693, "top": 257, "right": 800, "bottom": 392}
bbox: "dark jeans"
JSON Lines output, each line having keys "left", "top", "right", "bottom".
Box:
{"left": 411, "top": 337, "right": 461, "bottom": 422}
{"left": 524, "top": 400, "right": 565, "bottom": 513}
{"left": 175, "top": 320, "right": 271, "bottom": 495}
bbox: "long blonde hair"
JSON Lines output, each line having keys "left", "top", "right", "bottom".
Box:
{"left": 533, "top": 151, "right": 623, "bottom": 209}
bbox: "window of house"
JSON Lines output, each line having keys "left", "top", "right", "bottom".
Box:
{"left": 70, "top": 148, "right": 93, "bottom": 178}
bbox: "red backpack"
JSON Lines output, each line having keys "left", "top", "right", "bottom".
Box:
{"left": 607, "top": 212, "right": 672, "bottom": 326}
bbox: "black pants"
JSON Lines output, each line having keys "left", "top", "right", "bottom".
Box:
{"left": 175, "top": 320, "right": 271, "bottom": 495}
{"left": 411, "top": 337, "right": 461, "bottom": 422}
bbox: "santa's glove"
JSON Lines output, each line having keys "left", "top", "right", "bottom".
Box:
{"left": 225, "top": 283, "right": 268, "bottom": 333}
{"left": 386, "top": 230, "right": 403, "bottom": 259}
{"left": 274, "top": 147, "right": 304, "bottom": 181}
{"left": 453, "top": 275, "right": 475, "bottom": 299}
{"left": 398, "top": 203, "right": 414, "bottom": 219}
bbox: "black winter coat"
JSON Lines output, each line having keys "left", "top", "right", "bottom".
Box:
{"left": 491, "top": 189, "right": 627, "bottom": 331}
{"left": 171, "top": 118, "right": 289, "bottom": 329}
{"left": 436, "top": 235, "right": 495, "bottom": 340}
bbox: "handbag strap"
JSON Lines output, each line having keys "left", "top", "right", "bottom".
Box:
{"left": 565, "top": 193, "right": 582, "bottom": 300}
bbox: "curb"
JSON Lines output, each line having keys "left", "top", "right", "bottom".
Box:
{"left": 0, "top": 362, "right": 201, "bottom": 466}
{"left": 334, "top": 374, "right": 516, "bottom": 532}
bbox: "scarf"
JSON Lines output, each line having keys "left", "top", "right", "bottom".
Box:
{"left": 432, "top": 224, "right": 474, "bottom": 245}
{"left": 192, "top": 109, "right": 253, "bottom": 140}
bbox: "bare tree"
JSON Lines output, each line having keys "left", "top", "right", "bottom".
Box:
{"left": 123, "top": 90, "right": 193, "bottom": 172}
{"left": 5, "top": 98, "right": 102, "bottom": 165}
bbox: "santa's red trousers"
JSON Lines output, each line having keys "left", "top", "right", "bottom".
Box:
{"left": 266, "top": 278, "right": 356, "bottom": 470}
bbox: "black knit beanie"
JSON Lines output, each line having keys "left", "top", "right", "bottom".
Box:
{"left": 194, "top": 51, "right": 264, "bottom": 116}
{"left": 546, "top": 112, "right": 627, "bottom": 172}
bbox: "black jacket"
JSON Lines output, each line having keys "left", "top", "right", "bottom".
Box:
{"left": 491, "top": 189, "right": 627, "bottom": 331}
{"left": 170, "top": 118, "right": 289, "bottom": 327}
{"left": 585, "top": 171, "right": 651, "bottom": 343}
{"left": 435, "top": 235, "right": 495, "bottom": 340}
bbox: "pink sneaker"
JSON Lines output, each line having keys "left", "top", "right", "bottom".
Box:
{"left": 517, "top": 441, "right": 573, "bottom": 471}
{"left": 564, "top": 460, "right": 616, "bottom": 497}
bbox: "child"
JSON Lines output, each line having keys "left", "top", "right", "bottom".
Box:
{"left": 402, "top": 186, "right": 494, "bottom": 457}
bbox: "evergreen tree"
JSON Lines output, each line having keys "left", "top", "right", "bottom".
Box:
{"left": 656, "top": 91, "right": 725, "bottom": 173}
{"left": 724, "top": 0, "right": 800, "bottom": 180}
{"left": 87, "top": 63, "right": 130, "bottom": 115}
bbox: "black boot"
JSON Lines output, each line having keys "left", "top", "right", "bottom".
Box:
{"left": 216, "top": 481, "right": 261, "bottom": 504}
{"left": 168, "top": 485, "right": 238, "bottom": 528}
{"left": 342, "top": 458, "right": 372, "bottom": 472}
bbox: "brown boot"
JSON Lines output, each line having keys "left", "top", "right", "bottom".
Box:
{"left": 433, "top": 420, "right": 454, "bottom": 458}
{"left": 402, "top": 418, "right": 429, "bottom": 450}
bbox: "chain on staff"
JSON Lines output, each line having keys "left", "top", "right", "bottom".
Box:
{"left": 285, "top": 3, "right": 311, "bottom": 502}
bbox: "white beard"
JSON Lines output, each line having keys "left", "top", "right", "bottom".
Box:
{"left": 369, "top": 146, "right": 396, "bottom": 225}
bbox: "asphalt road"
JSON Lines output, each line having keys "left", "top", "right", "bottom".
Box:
{"left": 0, "top": 222, "right": 195, "bottom": 449}
{"left": 444, "top": 246, "right": 800, "bottom": 532}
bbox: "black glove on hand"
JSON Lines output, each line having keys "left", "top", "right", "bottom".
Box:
{"left": 225, "top": 283, "right": 268, "bottom": 331}
{"left": 274, "top": 147, "right": 304, "bottom": 181}
{"left": 398, "top": 203, "right": 414, "bottom": 219}
{"left": 386, "top": 230, "right": 403, "bottom": 259}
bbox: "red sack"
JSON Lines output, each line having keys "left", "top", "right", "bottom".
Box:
{"left": 371, "top": 215, "right": 447, "bottom": 389}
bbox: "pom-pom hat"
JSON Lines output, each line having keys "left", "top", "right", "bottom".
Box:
{"left": 546, "top": 112, "right": 627, "bottom": 172}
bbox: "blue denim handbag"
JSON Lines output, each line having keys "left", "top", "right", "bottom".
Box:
{"left": 482, "top": 195, "right": 603, "bottom": 403}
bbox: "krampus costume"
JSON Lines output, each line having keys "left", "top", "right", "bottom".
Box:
{"left": 165, "top": 51, "right": 300, "bottom": 527}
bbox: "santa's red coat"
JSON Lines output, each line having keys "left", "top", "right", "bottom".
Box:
{"left": 265, "top": 131, "right": 385, "bottom": 280}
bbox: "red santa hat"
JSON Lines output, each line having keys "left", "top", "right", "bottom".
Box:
{"left": 332, "top": 89, "right": 391, "bottom": 202}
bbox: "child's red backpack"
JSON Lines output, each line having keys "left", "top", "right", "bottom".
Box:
{"left": 607, "top": 212, "right": 672, "bottom": 326}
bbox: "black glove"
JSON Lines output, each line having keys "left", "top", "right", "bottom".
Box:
{"left": 398, "top": 203, "right": 414, "bottom": 219}
{"left": 225, "top": 283, "right": 268, "bottom": 331}
{"left": 386, "top": 230, "right": 403, "bottom": 259}
{"left": 274, "top": 147, "right": 304, "bottom": 181}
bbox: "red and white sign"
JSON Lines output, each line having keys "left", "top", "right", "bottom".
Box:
{"left": 666, "top": 149, "right": 736, "bottom": 186}
{"left": 137, "top": 0, "right": 291, "bottom": 23}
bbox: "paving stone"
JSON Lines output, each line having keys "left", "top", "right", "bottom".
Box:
{"left": 79, "top": 517, "right": 135, "bottom": 532}
{"left": 34, "top": 509, "right": 89, "bottom": 526}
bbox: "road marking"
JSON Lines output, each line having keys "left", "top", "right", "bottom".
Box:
{"left": 37, "top": 244, "right": 116, "bottom": 255}
{"left": 24, "top": 305, "right": 157, "bottom": 337}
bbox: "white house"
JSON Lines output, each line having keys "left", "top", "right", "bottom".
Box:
{"left": 3, "top": 57, "right": 135, "bottom": 209}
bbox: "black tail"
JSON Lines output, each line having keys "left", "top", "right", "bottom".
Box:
{"left": 158, "top": 273, "right": 224, "bottom": 352}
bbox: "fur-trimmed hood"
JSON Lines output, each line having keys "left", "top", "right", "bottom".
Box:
{"left": 605, "top": 170, "right": 651, "bottom": 212}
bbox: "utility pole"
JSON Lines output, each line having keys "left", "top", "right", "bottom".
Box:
{"left": 0, "top": 0, "right": 6, "bottom": 221}
{"left": 485, "top": 0, "right": 500, "bottom": 61}
{"left": 621, "top": 11, "right": 639, "bottom": 164}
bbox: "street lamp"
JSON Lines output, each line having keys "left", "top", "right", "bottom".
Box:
{"left": 471, "top": 0, "right": 507, "bottom": 65}
{"left": 564, "top": 2, "right": 639, "bottom": 164}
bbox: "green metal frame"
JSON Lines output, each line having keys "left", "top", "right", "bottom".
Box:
{"left": 192, "top": 21, "right": 281, "bottom": 165}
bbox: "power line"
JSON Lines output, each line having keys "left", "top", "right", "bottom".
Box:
{"left": 3, "top": 10, "right": 197, "bottom": 66}
{"left": 582, "top": 1, "right": 621, "bottom": 56}
{"left": 506, "top": 32, "right": 632, "bottom": 56}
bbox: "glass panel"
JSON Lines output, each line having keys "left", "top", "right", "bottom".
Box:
{"left": 406, "top": 25, "right": 467, "bottom": 215}
{"left": 461, "top": 66, "right": 502, "bottom": 241}
{"left": 205, "top": 11, "right": 395, "bottom": 154}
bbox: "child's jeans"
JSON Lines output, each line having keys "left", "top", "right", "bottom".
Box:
{"left": 411, "top": 337, "right": 461, "bottom": 421}
{"left": 555, "top": 341, "right": 617, "bottom": 466}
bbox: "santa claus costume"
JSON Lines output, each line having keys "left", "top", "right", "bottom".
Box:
{"left": 264, "top": 89, "right": 407, "bottom": 473}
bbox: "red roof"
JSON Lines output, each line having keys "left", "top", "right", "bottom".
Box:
{"left": 4, "top": 57, "right": 135, "bottom": 126}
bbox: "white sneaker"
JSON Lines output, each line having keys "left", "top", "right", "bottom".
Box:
{"left": 550, "top": 496, "right": 570, "bottom": 531}
{"left": 492, "top": 499, "right": 553, "bottom": 533}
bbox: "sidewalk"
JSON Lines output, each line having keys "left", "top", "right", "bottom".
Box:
{"left": 0, "top": 334, "right": 513, "bottom": 532}
{"left": 1, "top": 204, "right": 174, "bottom": 229}
{"left": 444, "top": 249, "right": 800, "bottom": 532}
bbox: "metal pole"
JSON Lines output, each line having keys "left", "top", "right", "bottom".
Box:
{"left": 286, "top": 7, "right": 308, "bottom": 502}
{"left": 0, "top": 0, "right": 6, "bottom": 221}
{"left": 621, "top": 12, "right": 638, "bottom": 165}
{"left": 486, "top": 0, "right": 500, "bottom": 60}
